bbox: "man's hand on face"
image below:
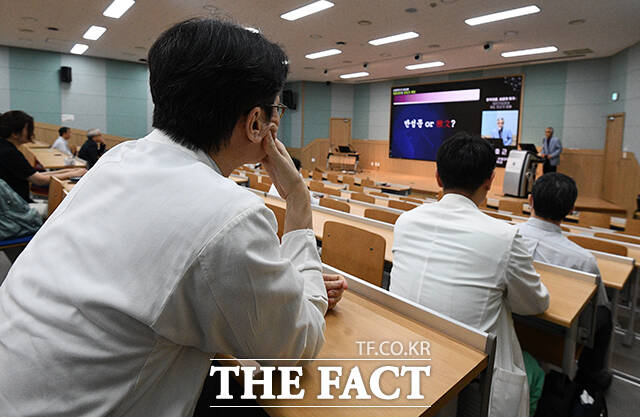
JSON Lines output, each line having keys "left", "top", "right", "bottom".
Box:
{"left": 323, "top": 274, "right": 347, "bottom": 311}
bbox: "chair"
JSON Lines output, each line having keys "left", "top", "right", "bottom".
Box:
{"left": 560, "top": 225, "right": 571, "bottom": 233}
{"left": 246, "top": 173, "right": 259, "bottom": 187}
{"left": 486, "top": 212, "right": 512, "bottom": 221}
{"left": 388, "top": 200, "right": 417, "bottom": 211}
{"left": 323, "top": 187, "right": 341, "bottom": 197}
{"left": 309, "top": 181, "right": 325, "bottom": 192}
{"left": 265, "top": 203, "right": 285, "bottom": 240}
{"left": 368, "top": 191, "right": 388, "bottom": 198}
{"left": 498, "top": 199, "right": 524, "bottom": 215}
{"left": 261, "top": 177, "right": 273, "bottom": 187}
{"left": 327, "top": 173, "right": 339, "bottom": 183}
{"left": 238, "top": 166, "right": 254, "bottom": 172}
{"left": 250, "top": 182, "right": 270, "bottom": 192}
{"left": 312, "top": 171, "right": 323, "bottom": 181}
{"left": 361, "top": 178, "right": 376, "bottom": 188}
{"left": 342, "top": 176, "right": 355, "bottom": 185}
{"left": 319, "top": 197, "right": 350, "bottom": 213}
{"left": 321, "top": 221, "right": 386, "bottom": 287}
{"left": 578, "top": 211, "right": 611, "bottom": 229}
{"left": 349, "top": 184, "right": 364, "bottom": 193}
{"left": 594, "top": 232, "right": 640, "bottom": 246}
{"left": 567, "top": 235, "right": 627, "bottom": 257}
{"left": 300, "top": 168, "right": 310, "bottom": 178}
{"left": 625, "top": 218, "right": 640, "bottom": 236}
{"left": 351, "top": 192, "right": 375, "bottom": 204}
{"left": 48, "top": 177, "right": 66, "bottom": 216}
{"left": 437, "top": 190, "right": 444, "bottom": 200}
{"left": 364, "top": 208, "right": 400, "bottom": 225}
{"left": 399, "top": 196, "right": 423, "bottom": 204}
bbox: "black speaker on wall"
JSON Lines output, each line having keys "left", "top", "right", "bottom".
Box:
{"left": 282, "top": 89, "right": 297, "bottom": 110}
{"left": 60, "top": 66, "right": 72, "bottom": 83}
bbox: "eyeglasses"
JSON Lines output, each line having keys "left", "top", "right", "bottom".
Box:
{"left": 270, "top": 103, "right": 288, "bottom": 118}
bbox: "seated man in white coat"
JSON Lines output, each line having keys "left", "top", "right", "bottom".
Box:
{"left": 0, "top": 18, "right": 344, "bottom": 416}
{"left": 390, "top": 132, "right": 549, "bottom": 417}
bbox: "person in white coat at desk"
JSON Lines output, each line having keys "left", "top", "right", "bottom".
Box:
{"left": 0, "top": 18, "right": 345, "bottom": 417}
{"left": 390, "top": 132, "right": 549, "bottom": 417}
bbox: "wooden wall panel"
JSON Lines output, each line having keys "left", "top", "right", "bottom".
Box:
{"left": 33, "top": 121, "right": 131, "bottom": 151}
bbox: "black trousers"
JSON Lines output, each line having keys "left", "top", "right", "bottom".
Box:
{"left": 577, "top": 305, "right": 613, "bottom": 376}
{"left": 543, "top": 159, "right": 557, "bottom": 174}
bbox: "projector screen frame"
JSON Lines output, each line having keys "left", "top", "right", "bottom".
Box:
{"left": 387, "top": 73, "right": 525, "bottom": 163}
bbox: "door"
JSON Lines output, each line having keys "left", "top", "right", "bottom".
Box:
{"left": 330, "top": 118, "right": 352, "bottom": 149}
{"left": 602, "top": 113, "right": 625, "bottom": 202}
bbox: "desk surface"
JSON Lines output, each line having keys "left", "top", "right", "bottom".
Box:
{"left": 22, "top": 140, "right": 51, "bottom": 149}
{"left": 595, "top": 257, "right": 635, "bottom": 290}
{"left": 27, "top": 148, "right": 86, "bottom": 170}
{"left": 258, "top": 290, "right": 487, "bottom": 416}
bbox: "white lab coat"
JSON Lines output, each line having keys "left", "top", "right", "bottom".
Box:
{"left": 0, "top": 129, "right": 328, "bottom": 416}
{"left": 390, "top": 194, "right": 549, "bottom": 417}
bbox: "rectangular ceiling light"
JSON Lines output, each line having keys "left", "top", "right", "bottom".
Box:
{"left": 501, "top": 46, "right": 557, "bottom": 57}
{"left": 305, "top": 49, "right": 342, "bottom": 59}
{"left": 103, "top": 0, "right": 135, "bottom": 19}
{"left": 340, "top": 72, "right": 369, "bottom": 79}
{"left": 369, "top": 32, "right": 419, "bottom": 46}
{"left": 70, "top": 43, "right": 89, "bottom": 55}
{"left": 405, "top": 61, "right": 445, "bottom": 70}
{"left": 281, "top": 1, "right": 334, "bottom": 21}
{"left": 83, "top": 26, "right": 107, "bottom": 40}
{"left": 465, "top": 5, "right": 540, "bottom": 26}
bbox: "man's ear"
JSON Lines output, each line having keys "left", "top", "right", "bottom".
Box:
{"left": 435, "top": 170, "right": 443, "bottom": 188}
{"left": 485, "top": 171, "right": 495, "bottom": 190}
{"left": 244, "top": 106, "right": 267, "bottom": 144}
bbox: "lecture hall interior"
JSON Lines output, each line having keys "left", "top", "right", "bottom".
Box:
{"left": 1, "top": 1, "right": 640, "bottom": 416}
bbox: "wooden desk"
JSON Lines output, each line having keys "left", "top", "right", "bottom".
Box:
{"left": 255, "top": 266, "right": 491, "bottom": 416}
{"left": 25, "top": 148, "right": 86, "bottom": 170}
{"left": 229, "top": 175, "right": 249, "bottom": 186}
{"left": 22, "top": 140, "right": 51, "bottom": 149}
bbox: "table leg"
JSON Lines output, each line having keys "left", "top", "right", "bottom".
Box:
{"left": 623, "top": 267, "right": 638, "bottom": 347}
{"left": 562, "top": 322, "right": 578, "bottom": 379}
{"left": 606, "top": 289, "right": 620, "bottom": 369}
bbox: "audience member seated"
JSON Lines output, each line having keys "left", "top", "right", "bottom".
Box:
{"left": 0, "top": 179, "right": 42, "bottom": 261}
{"left": 389, "top": 132, "right": 549, "bottom": 417}
{"left": 78, "top": 128, "right": 106, "bottom": 168}
{"left": 0, "top": 111, "right": 86, "bottom": 217}
{"left": 518, "top": 173, "right": 612, "bottom": 389}
{"left": 268, "top": 157, "right": 320, "bottom": 205}
{"left": 51, "top": 126, "right": 75, "bottom": 155}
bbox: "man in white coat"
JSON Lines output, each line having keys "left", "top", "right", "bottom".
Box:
{"left": 0, "top": 18, "right": 344, "bottom": 416}
{"left": 390, "top": 132, "right": 549, "bottom": 417}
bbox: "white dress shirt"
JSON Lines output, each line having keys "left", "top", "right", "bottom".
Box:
{"left": 517, "top": 217, "right": 609, "bottom": 309}
{"left": 0, "top": 129, "right": 328, "bottom": 416}
{"left": 390, "top": 193, "right": 549, "bottom": 417}
{"left": 51, "top": 136, "right": 72, "bottom": 155}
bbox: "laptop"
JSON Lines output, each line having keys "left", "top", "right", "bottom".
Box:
{"left": 519, "top": 143, "right": 538, "bottom": 154}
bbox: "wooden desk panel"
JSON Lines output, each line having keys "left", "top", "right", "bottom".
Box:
{"left": 26, "top": 148, "right": 86, "bottom": 170}
{"left": 259, "top": 291, "right": 487, "bottom": 416}
{"left": 595, "top": 257, "right": 634, "bottom": 290}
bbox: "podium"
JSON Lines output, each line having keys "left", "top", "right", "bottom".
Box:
{"left": 503, "top": 150, "right": 543, "bottom": 197}
{"left": 327, "top": 145, "right": 359, "bottom": 172}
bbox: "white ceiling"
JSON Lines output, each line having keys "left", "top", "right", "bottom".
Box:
{"left": 1, "top": 0, "right": 639, "bottom": 83}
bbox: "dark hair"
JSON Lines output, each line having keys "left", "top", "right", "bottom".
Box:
{"left": 531, "top": 173, "right": 577, "bottom": 221}
{"left": 0, "top": 110, "right": 34, "bottom": 140}
{"left": 148, "top": 18, "right": 289, "bottom": 154}
{"left": 59, "top": 126, "right": 70, "bottom": 136}
{"left": 436, "top": 132, "right": 496, "bottom": 193}
{"left": 291, "top": 157, "right": 301, "bottom": 171}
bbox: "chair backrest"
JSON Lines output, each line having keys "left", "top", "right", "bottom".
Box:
{"left": 437, "top": 190, "right": 444, "bottom": 200}
{"left": 349, "top": 184, "right": 364, "bottom": 193}
{"left": 321, "top": 221, "right": 386, "bottom": 287}
{"left": 399, "top": 196, "right": 423, "bottom": 204}
{"left": 239, "top": 166, "right": 254, "bottom": 172}
{"left": 578, "top": 211, "right": 611, "bottom": 228}
{"left": 364, "top": 208, "right": 400, "bottom": 225}
{"left": 232, "top": 169, "right": 241, "bottom": 176}
{"left": 265, "top": 203, "right": 285, "bottom": 240}
{"left": 312, "top": 171, "right": 323, "bottom": 181}
{"left": 498, "top": 199, "right": 524, "bottom": 215}
{"left": 568, "top": 235, "right": 627, "bottom": 257}
{"left": 625, "top": 217, "right": 640, "bottom": 236}
{"left": 594, "top": 232, "right": 640, "bottom": 246}
{"left": 319, "top": 197, "right": 350, "bottom": 213}
{"left": 300, "top": 168, "right": 310, "bottom": 178}
{"left": 485, "top": 211, "right": 512, "bottom": 221}
{"left": 323, "top": 187, "right": 341, "bottom": 197}
{"left": 250, "top": 181, "right": 271, "bottom": 192}
{"left": 388, "top": 200, "right": 417, "bottom": 211}
{"left": 351, "top": 192, "right": 375, "bottom": 204}
{"left": 342, "top": 176, "right": 355, "bottom": 185}
{"left": 48, "top": 177, "right": 66, "bottom": 216}
{"left": 327, "top": 173, "right": 339, "bottom": 183}
{"left": 261, "top": 177, "right": 273, "bottom": 187}
{"left": 560, "top": 225, "right": 571, "bottom": 233}
{"left": 368, "top": 191, "right": 387, "bottom": 198}
{"left": 309, "top": 181, "right": 325, "bottom": 192}
{"left": 361, "top": 178, "right": 376, "bottom": 188}
{"left": 246, "top": 173, "right": 259, "bottom": 187}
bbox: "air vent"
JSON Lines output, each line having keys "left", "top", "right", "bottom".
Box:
{"left": 563, "top": 48, "right": 593, "bottom": 56}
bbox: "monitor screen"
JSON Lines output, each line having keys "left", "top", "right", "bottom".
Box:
{"left": 389, "top": 75, "right": 523, "bottom": 162}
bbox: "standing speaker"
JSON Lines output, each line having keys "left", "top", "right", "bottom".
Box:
{"left": 282, "top": 89, "right": 297, "bottom": 110}
{"left": 60, "top": 66, "right": 72, "bottom": 83}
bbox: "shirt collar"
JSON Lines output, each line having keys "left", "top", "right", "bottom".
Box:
{"left": 525, "top": 216, "right": 562, "bottom": 233}
{"left": 144, "top": 129, "right": 222, "bottom": 175}
{"left": 438, "top": 193, "right": 478, "bottom": 209}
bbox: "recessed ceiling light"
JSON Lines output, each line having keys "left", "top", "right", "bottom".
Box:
{"left": 47, "top": 27, "right": 59, "bottom": 31}
{"left": 405, "top": 8, "right": 418, "bottom": 13}
{"left": 280, "top": 1, "right": 334, "bottom": 21}
{"left": 83, "top": 25, "right": 107, "bottom": 40}
{"left": 340, "top": 71, "right": 369, "bottom": 79}
{"left": 358, "top": 20, "right": 372, "bottom": 26}
{"left": 103, "top": 0, "right": 136, "bottom": 19}
{"left": 504, "top": 30, "right": 519, "bottom": 36}
{"left": 305, "top": 49, "right": 342, "bottom": 59}
{"left": 70, "top": 43, "right": 89, "bottom": 55}
{"left": 245, "top": 27, "right": 260, "bottom": 33}
{"left": 336, "top": 41, "right": 346, "bottom": 45}
{"left": 405, "top": 61, "right": 445, "bottom": 70}
{"left": 465, "top": 5, "right": 540, "bottom": 26}
{"left": 428, "top": 44, "right": 440, "bottom": 48}
{"left": 369, "top": 31, "right": 419, "bottom": 46}
{"left": 501, "top": 46, "right": 557, "bottom": 58}
{"left": 569, "top": 19, "right": 586, "bottom": 25}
